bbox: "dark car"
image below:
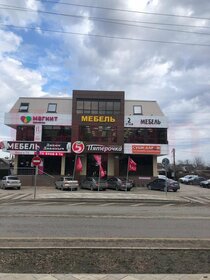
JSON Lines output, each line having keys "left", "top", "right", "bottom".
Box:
{"left": 107, "top": 177, "right": 133, "bottom": 191}
{"left": 200, "top": 179, "right": 210, "bottom": 188}
{"left": 80, "top": 177, "right": 107, "bottom": 191}
{"left": 189, "top": 176, "right": 207, "bottom": 185}
{"left": 147, "top": 178, "right": 180, "bottom": 192}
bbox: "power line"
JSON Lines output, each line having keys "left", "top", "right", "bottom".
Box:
{"left": 0, "top": 4, "right": 210, "bottom": 31}
{"left": 2, "top": 23, "right": 210, "bottom": 47}
{"left": 34, "top": 0, "right": 210, "bottom": 22}
{"left": 0, "top": 4, "right": 210, "bottom": 39}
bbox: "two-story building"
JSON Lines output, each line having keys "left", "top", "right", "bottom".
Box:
{"left": 4, "top": 90, "right": 168, "bottom": 184}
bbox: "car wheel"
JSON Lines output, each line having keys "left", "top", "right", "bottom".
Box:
{"left": 148, "top": 185, "right": 152, "bottom": 190}
{"left": 17, "top": 187, "right": 21, "bottom": 190}
{"left": 173, "top": 189, "right": 177, "bottom": 192}
{"left": 116, "top": 186, "right": 119, "bottom": 191}
{"left": 90, "top": 185, "right": 94, "bottom": 191}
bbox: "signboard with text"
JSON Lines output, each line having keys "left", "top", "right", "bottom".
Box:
{"left": 124, "top": 116, "right": 168, "bottom": 128}
{"left": 5, "top": 141, "right": 71, "bottom": 154}
{"left": 132, "top": 145, "right": 161, "bottom": 155}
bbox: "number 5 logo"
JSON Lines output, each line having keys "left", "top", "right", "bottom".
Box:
{"left": 72, "top": 141, "right": 85, "bottom": 154}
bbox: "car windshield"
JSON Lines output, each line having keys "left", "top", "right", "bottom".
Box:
{"left": 8, "top": 176, "right": 19, "bottom": 180}
{"left": 64, "top": 177, "right": 74, "bottom": 181}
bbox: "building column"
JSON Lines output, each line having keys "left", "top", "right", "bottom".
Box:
{"left": 13, "top": 156, "right": 18, "bottom": 175}
{"left": 153, "top": 156, "right": 158, "bottom": 176}
{"left": 107, "top": 154, "right": 114, "bottom": 176}
{"left": 61, "top": 155, "right": 66, "bottom": 176}
{"left": 80, "top": 155, "right": 87, "bottom": 176}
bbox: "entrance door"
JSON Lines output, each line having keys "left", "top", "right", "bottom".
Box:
{"left": 86, "top": 154, "right": 107, "bottom": 177}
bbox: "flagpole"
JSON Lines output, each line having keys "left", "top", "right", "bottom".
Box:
{"left": 126, "top": 156, "right": 130, "bottom": 192}
{"left": 72, "top": 154, "right": 78, "bottom": 180}
{"left": 98, "top": 164, "right": 101, "bottom": 192}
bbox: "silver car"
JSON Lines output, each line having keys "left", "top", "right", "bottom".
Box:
{"left": 0, "top": 176, "right": 21, "bottom": 190}
{"left": 80, "top": 177, "right": 107, "bottom": 191}
{"left": 55, "top": 176, "right": 79, "bottom": 191}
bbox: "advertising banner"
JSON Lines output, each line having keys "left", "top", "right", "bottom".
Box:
{"left": 132, "top": 145, "right": 161, "bottom": 155}
{"left": 5, "top": 141, "right": 71, "bottom": 154}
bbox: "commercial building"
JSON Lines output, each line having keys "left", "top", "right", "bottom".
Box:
{"left": 4, "top": 90, "right": 168, "bottom": 184}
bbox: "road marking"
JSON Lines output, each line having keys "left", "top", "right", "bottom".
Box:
{"left": 0, "top": 193, "right": 22, "bottom": 200}
{"left": 12, "top": 194, "right": 32, "bottom": 200}
{"left": 183, "top": 196, "right": 210, "bottom": 205}
{"left": 0, "top": 213, "right": 210, "bottom": 219}
{"left": 98, "top": 203, "right": 116, "bottom": 207}
{"left": 161, "top": 203, "right": 176, "bottom": 207}
{"left": 68, "top": 202, "right": 87, "bottom": 206}
{"left": 130, "top": 203, "right": 146, "bottom": 207}
{"left": 0, "top": 193, "right": 32, "bottom": 200}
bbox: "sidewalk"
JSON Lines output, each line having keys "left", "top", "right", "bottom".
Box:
{"left": 0, "top": 273, "right": 210, "bottom": 279}
{"left": 35, "top": 189, "right": 187, "bottom": 204}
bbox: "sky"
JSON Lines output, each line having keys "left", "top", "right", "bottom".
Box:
{"left": 0, "top": 0, "right": 210, "bottom": 165}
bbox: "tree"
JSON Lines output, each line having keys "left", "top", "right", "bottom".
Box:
{"left": 193, "top": 157, "right": 205, "bottom": 169}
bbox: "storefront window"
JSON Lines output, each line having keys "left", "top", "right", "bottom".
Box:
{"left": 124, "top": 128, "right": 168, "bottom": 144}
{"left": 80, "top": 125, "right": 117, "bottom": 143}
{"left": 16, "top": 126, "right": 34, "bottom": 141}
{"left": 42, "top": 126, "right": 71, "bottom": 142}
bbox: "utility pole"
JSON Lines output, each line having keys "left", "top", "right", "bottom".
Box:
{"left": 172, "top": 148, "right": 176, "bottom": 179}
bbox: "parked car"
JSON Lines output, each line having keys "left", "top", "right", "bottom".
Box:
{"left": 179, "top": 175, "right": 198, "bottom": 184}
{"left": 200, "top": 179, "right": 210, "bottom": 188}
{"left": 106, "top": 177, "right": 133, "bottom": 191}
{"left": 80, "top": 177, "right": 107, "bottom": 191}
{"left": 189, "top": 176, "right": 207, "bottom": 185}
{"left": 55, "top": 176, "right": 79, "bottom": 191}
{"left": 0, "top": 176, "right": 21, "bottom": 190}
{"left": 147, "top": 178, "right": 180, "bottom": 192}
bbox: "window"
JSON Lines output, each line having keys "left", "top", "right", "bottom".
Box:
{"left": 124, "top": 128, "right": 167, "bottom": 144}
{"left": 133, "top": 105, "right": 142, "bottom": 115}
{"left": 16, "top": 126, "right": 34, "bottom": 141}
{"left": 80, "top": 125, "right": 117, "bottom": 143}
{"left": 76, "top": 99, "right": 121, "bottom": 115}
{"left": 42, "top": 126, "right": 71, "bottom": 141}
{"left": 19, "top": 103, "right": 29, "bottom": 112}
{"left": 47, "top": 103, "right": 57, "bottom": 113}
{"left": 84, "top": 101, "right": 91, "bottom": 114}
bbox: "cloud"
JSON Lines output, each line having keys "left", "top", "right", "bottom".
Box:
{"left": 0, "top": 0, "right": 42, "bottom": 26}
{"left": 0, "top": 0, "right": 210, "bottom": 163}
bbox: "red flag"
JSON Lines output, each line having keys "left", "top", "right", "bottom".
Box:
{"left": 93, "top": 154, "right": 106, "bottom": 178}
{"left": 75, "top": 157, "right": 83, "bottom": 173}
{"left": 93, "top": 154, "right": 101, "bottom": 165}
{"left": 99, "top": 165, "right": 106, "bottom": 178}
{"left": 128, "top": 157, "right": 137, "bottom": 172}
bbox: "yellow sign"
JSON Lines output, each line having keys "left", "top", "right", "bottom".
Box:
{"left": 81, "top": 116, "right": 116, "bottom": 122}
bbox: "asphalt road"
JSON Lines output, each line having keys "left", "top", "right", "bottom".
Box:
{"left": 0, "top": 199, "right": 210, "bottom": 238}
{"left": 0, "top": 183, "right": 209, "bottom": 239}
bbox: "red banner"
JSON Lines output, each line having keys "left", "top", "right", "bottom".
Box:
{"left": 93, "top": 154, "right": 106, "bottom": 177}
{"left": 128, "top": 157, "right": 137, "bottom": 172}
{"left": 75, "top": 157, "right": 83, "bottom": 173}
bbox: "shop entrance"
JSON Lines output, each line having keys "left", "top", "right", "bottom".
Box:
{"left": 44, "top": 156, "right": 61, "bottom": 175}
{"left": 86, "top": 154, "right": 107, "bottom": 178}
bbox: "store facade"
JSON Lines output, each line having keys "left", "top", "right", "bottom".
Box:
{"left": 3, "top": 90, "right": 168, "bottom": 183}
